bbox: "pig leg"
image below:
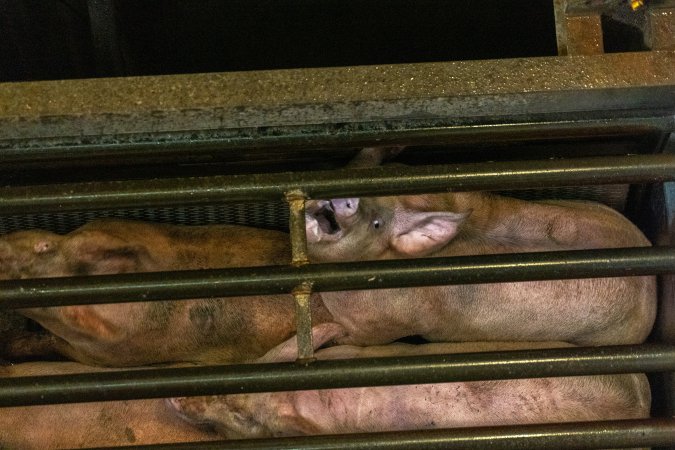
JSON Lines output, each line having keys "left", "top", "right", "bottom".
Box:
{"left": 255, "top": 322, "right": 347, "bottom": 363}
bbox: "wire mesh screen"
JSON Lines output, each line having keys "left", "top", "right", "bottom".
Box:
{"left": 0, "top": 185, "right": 630, "bottom": 235}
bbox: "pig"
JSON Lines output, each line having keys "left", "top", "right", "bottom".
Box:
{"left": 169, "top": 323, "right": 651, "bottom": 440}
{"left": 0, "top": 220, "right": 331, "bottom": 366}
{"left": 304, "top": 191, "right": 656, "bottom": 346}
{"left": 0, "top": 361, "right": 219, "bottom": 449}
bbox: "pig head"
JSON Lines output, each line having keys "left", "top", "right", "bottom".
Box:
{"left": 0, "top": 220, "right": 331, "bottom": 366}
{"left": 168, "top": 325, "right": 651, "bottom": 440}
{"left": 305, "top": 193, "right": 656, "bottom": 346}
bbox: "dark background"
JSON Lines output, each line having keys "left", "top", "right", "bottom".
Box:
{"left": 1, "top": 0, "right": 562, "bottom": 82}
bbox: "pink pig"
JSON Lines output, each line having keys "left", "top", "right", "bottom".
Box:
{"left": 0, "top": 220, "right": 330, "bottom": 366}
{"left": 0, "top": 362, "right": 219, "bottom": 449}
{"left": 169, "top": 323, "right": 651, "bottom": 439}
{"left": 304, "top": 189, "right": 656, "bottom": 346}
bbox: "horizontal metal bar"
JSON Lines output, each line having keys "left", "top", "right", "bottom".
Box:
{"left": 1, "top": 52, "right": 673, "bottom": 141}
{"left": 81, "top": 418, "right": 675, "bottom": 450}
{"left": 0, "top": 247, "right": 672, "bottom": 309}
{"left": 1, "top": 345, "right": 673, "bottom": 407}
{"left": 1, "top": 154, "right": 674, "bottom": 214}
{"left": 1, "top": 116, "right": 672, "bottom": 169}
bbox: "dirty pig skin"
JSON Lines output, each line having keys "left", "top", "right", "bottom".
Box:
{"left": 169, "top": 323, "right": 651, "bottom": 440}
{"left": 0, "top": 361, "right": 220, "bottom": 449}
{"left": 0, "top": 220, "right": 330, "bottom": 366}
{"left": 305, "top": 153, "right": 655, "bottom": 346}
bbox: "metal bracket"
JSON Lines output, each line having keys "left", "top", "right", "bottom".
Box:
{"left": 645, "top": 0, "right": 675, "bottom": 49}
{"left": 554, "top": 0, "right": 605, "bottom": 55}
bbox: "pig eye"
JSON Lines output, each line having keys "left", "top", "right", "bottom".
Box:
{"left": 372, "top": 219, "right": 381, "bottom": 229}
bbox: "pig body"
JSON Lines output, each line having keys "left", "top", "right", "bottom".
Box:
{"left": 170, "top": 324, "right": 651, "bottom": 440}
{"left": 306, "top": 192, "right": 656, "bottom": 346}
{"left": 0, "top": 362, "right": 219, "bottom": 449}
{"left": 0, "top": 220, "right": 330, "bottom": 366}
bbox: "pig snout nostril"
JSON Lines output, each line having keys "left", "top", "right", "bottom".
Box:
{"left": 330, "top": 198, "right": 360, "bottom": 218}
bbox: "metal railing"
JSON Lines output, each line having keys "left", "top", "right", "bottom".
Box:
{"left": 1, "top": 152, "right": 674, "bottom": 449}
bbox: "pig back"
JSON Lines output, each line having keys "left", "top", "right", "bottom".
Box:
{"left": 316, "top": 192, "right": 656, "bottom": 346}
{"left": 8, "top": 219, "right": 330, "bottom": 366}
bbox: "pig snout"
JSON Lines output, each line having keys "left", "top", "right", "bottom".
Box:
{"left": 305, "top": 198, "right": 360, "bottom": 243}
{"left": 167, "top": 396, "right": 268, "bottom": 439}
{"left": 305, "top": 201, "right": 341, "bottom": 243}
{"left": 166, "top": 397, "right": 212, "bottom": 426}
{"left": 330, "top": 198, "right": 360, "bottom": 219}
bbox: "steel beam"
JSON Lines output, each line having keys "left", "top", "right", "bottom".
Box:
{"left": 0, "top": 345, "right": 673, "bottom": 407}
{"left": 0, "top": 247, "right": 672, "bottom": 309}
{"left": 0, "top": 154, "right": 674, "bottom": 215}
{"left": 81, "top": 418, "right": 675, "bottom": 450}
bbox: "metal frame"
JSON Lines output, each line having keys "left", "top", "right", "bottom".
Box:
{"left": 1, "top": 345, "right": 673, "bottom": 407}
{"left": 1, "top": 2, "right": 674, "bottom": 449}
{"left": 83, "top": 419, "right": 675, "bottom": 450}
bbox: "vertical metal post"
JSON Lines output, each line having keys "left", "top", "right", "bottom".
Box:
{"left": 554, "top": 0, "right": 604, "bottom": 56}
{"left": 644, "top": 1, "right": 675, "bottom": 50}
{"left": 292, "top": 282, "right": 315, "bottom": 362}
{"left": 87, "top": 0, "right": 127, "bottom": 76}
{"left": 287, "top": 190, "right": 310, "bottom": 267}
{"left": 286, "top": 190, "right": 314, "bottom": 361}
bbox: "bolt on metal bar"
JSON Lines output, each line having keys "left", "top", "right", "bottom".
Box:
{"left": 0, "top": 247, "right": 672, "bottom": 309}
{"left": 80, "top": 418, "right": 675, "bottom": 450}
{"left": 0, "top": 344, "right": 673, "bottom": 407}
{"left": 1, "top": 154, "right": 674, "bottom": 215}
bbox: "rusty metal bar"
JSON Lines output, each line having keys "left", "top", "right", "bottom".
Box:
{"left": 81, "top": 418, "right": 675, "bottom": 450}
{"left": 0, "top": 247, "right": 672, "bottom": 309}
{"left": 1, "top": 117, "right": 672, "bottom": 170}
{"left": 645, "top": 1, "right": 675, "bottom": 50}
{"left": 292, "top": 282, "right": 315, "bottom": 361}
{"left": 1, "top": 154, "right": 675, "bottom": 215}
{"left": 285, "top": 191, "right": 314, "bottom": 360}
{"left": 1, "top": 52, "right": 673, "bottom": 143}
{"left": 287, "top": 191, "right": 310, "bottom": 267}
{"left": 0, "top": 345, "right": 673, "bottom": 407}
{"left": 554, "top": 0, "right": 604, "bottom": 56}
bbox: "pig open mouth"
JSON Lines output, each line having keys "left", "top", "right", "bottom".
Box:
{"left": 312, "top": 203, "right": 341, "bottom": 235}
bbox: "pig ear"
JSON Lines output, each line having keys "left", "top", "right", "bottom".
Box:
{"left": 63, "top": 231, "right": 149, "bottom": 274}
{"left": 256, "top": 322, "right": 347, "bottom": 363}
{"left": 391, "top": 211, "right": 470, "bottom": 256}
